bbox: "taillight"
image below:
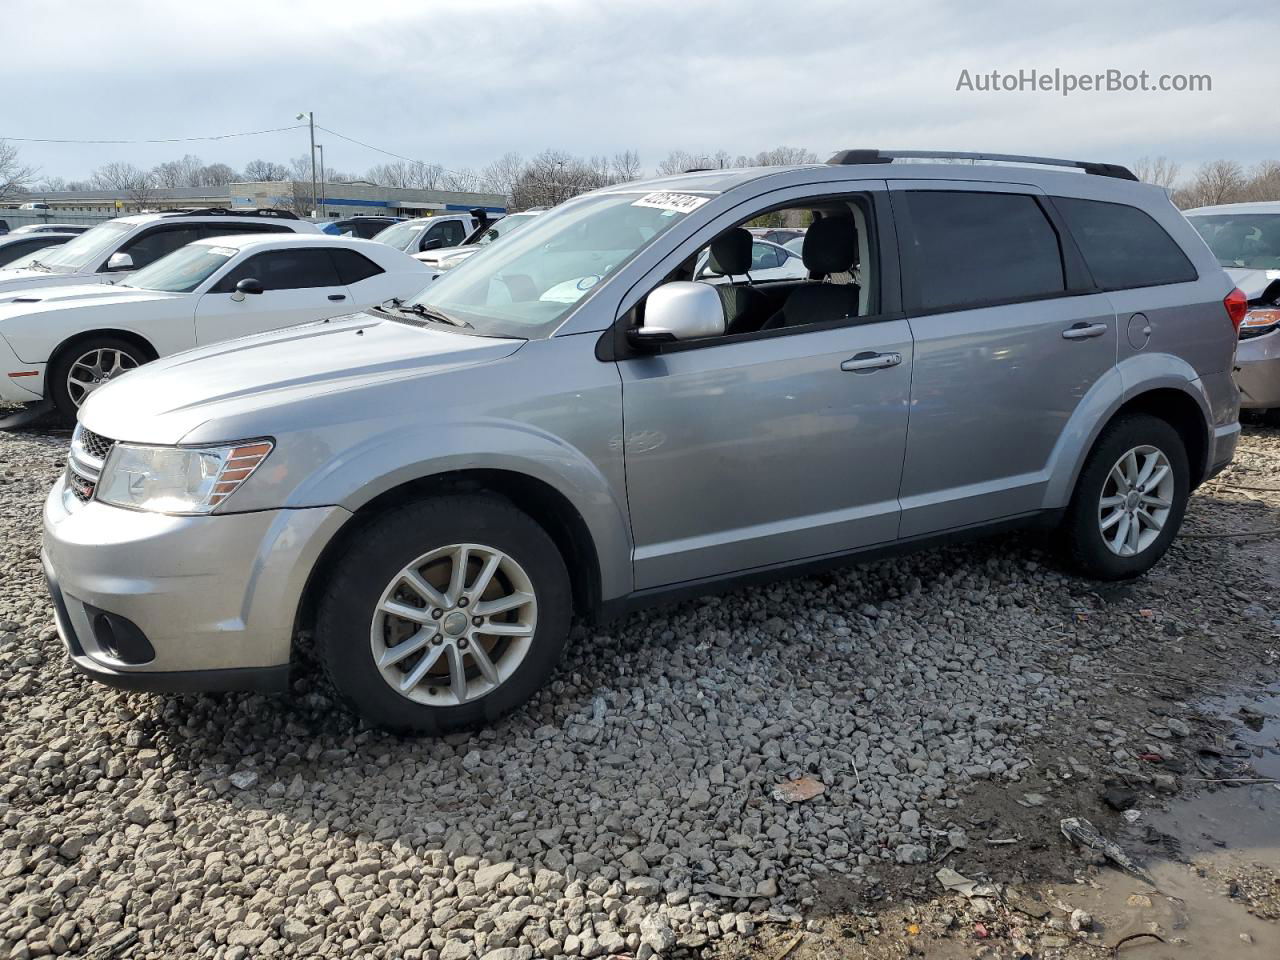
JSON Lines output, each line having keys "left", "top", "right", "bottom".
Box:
{"left": 1224, "top": 287, "right": 1248, "bottom": 333}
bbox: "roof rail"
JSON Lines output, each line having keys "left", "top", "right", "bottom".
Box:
{"left": 826, "top": 149, "right": 1137, "bottom": 181}
{"left": 160, "top": 206, "right": 301, "bottom": 220}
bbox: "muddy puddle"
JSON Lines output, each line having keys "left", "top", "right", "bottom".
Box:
{"left": 1042, "top": 683, "right": 1280, "bottom": 958}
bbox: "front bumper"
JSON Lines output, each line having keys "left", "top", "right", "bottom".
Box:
{"left": 42, "top": 475, "right": 350, "bottom": 690}
{"left": 1235, "top": 330, "right": 1280, "bottom": 409}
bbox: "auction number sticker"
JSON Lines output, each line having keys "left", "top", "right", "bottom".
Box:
{"left": 632, "top": 192, "right": 711, "bottom": 214}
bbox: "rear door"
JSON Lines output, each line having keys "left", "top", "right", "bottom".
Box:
{"left": 192, "top": 247, "right": 352, "bottom": 344}
{"left": 891, "top": 181, "right": 1118, "bottom": 536}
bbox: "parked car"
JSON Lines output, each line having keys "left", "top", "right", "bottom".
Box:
{"left": 693, "top": 236, "right": 808, "bottom": 283}
{"left": 414, "top": 209, "right": 544, "bottom": 279}
{"left": 321, "top": 216, "right": 406, "bottom": 239}
{"left": 0, "top": 232, "right": 78, "bottom": 270}
{"left": 1185, "top": 202, "right": 1280, "bottom": 421}
{"left": 11, "top": 223, "right": 91, "bottom": 236}
{"left": 45, "top": 150, "right": 1240, "bottom": 734}
{"left": 0, "top": 208, "right": 318, "bottom": 297}
{"left": 0, "top": 234, "right": 428, "bottom": 422}
{"left": 749, "top": 226, "right": 807, "bottom": 246}
{"left": 373, "top": 211, "right": 496, "bottom": 255}
{"left": 18, "top": 201, "right": 51, "bottom": 211}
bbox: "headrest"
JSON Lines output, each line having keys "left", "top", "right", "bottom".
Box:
{"left": 707, "top": 227, "right": 753, "bottom": 276}
{"left": 803, "top": 218, "right": 858, "bottom": 275}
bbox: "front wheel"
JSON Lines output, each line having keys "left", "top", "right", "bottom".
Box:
{"left": 48, "top": 337, "right": 146, "bottom": 425}
{"left": 314, "top": 494, "right": 572, "bottom": 734}
{"left": 1061, "top": 413, "right": 1190, "bottom": 580}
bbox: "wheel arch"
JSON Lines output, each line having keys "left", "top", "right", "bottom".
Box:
{"left": 48, "top": 328, "right": 161, "bottom": 372}
{"left": 293, "top": 468, "right": 606, "bottom": 644}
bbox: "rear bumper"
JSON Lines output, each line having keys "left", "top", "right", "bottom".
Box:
{"left": 1205, "top": 420, "right": 1240, "bottom": 482}
{"left": 1235, "top": 330, "right": 1280, "bottom": 409}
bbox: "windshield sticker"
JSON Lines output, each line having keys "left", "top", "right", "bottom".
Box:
{"left": 631, "top": 192, "right": 711, "bottom": 214}
{"left": 208, "top": 247, "right": 238, "bottom": 257}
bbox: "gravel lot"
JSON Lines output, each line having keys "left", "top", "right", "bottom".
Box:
{"left": 1, "top": 421, "right": 1277, "bottom": 960}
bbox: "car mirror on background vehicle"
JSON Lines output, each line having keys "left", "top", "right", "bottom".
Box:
{"left": 231, "top": 278, "right": 264, "bottom": 301}
{"left": 105, "top": 252, "right": 133, "bottom": 271}
{"left": 627, "top": 281, "right": 725, "bottom": 350}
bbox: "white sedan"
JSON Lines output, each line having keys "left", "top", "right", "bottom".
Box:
{"left": 0, "top": 234, "right": 430, "bottom": 423}
{"left": 693, "top": 237, "right": 808, "bottom": 283}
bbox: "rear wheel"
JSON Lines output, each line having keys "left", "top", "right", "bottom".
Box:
{"left": 1061, "top": 413, "right": 1190, "bottom": 580}
{"left": 314, "top": 494, "right": 572, "bottom": 734}
{"left": 48, "top": 337, "right": 146, "bottom": 425}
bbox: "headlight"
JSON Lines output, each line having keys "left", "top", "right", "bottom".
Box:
{"left": 1240, "top": 307, "right": 1280, "bottom": 340}
{"left": 437, "top": 254, "right": 470, "bottom": 271}
{"left": 96, "top": 440, "right": 273, "bottom": 514}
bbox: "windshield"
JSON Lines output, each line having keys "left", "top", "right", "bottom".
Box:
{"left": 406, "top": 191, "right": 707, "bottom": 339}
{"left": 34, "top": 222, "right": 133, "bottom": 272}
{"left": 1189, "top": 213, "right": 1280, "bottom": 269}
{"left": 123, "top": 244, "right": 236, "bottom": 293}
{"left": 469, "top": 212, "right": 537, "bottom": 247}
{"left": 372, "top": 220, "right": 423, "bottom": 252}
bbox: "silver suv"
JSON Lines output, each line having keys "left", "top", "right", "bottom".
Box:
{"left": 43, "top": 150, "right": 1242, "bottom": 733}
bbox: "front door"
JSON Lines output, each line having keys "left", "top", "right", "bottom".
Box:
{"left": 194, "top": 247, "right": 352, "bottom": 344}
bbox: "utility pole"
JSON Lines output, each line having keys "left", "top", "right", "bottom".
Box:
{"left": 297, "top": 111, "right": 317, "bottom": 217}
{"left": 316, "top": 144, "right": 325, "bottom": 220}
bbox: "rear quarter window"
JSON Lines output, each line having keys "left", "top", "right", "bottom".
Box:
{"left": 1053, "top": 197, "right": 1197, "bottom": 290}
{"left": 329, "top": 248, "right": 385, "bottom": 284}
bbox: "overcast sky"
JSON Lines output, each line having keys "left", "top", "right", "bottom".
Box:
{"left": 6, "top": 0, "right": 1276, "bottom": 185}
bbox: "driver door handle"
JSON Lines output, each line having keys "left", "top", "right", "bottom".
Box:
{"left": 328, "top": 294, "right": 347, "bottom": 302}
{"left": 841, "top": 351, "right": 903, "bottom": 372}
{"left": 1061, "top": 322, "right": 1108, "bottom": 340}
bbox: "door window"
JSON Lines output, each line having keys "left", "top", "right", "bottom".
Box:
{"left": 898, "top": 191, "right": 1065, "bottom": 312}
{"left": 750, "top": 241, "right": 785, "bottom": 270}
{"left": 112, "top": 226, "right": 202, "bottom": 271}
{"left": 423, "top": 220, "right": 465, "bottom": 249}
{"left": 1055, "top": 197, "right": 1197, "bottom": 289}
{"left": 211, "top": 248, "right": 342, "bottom": 292}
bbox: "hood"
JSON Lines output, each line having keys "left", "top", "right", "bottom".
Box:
{"left": 1226, "top": 267, "right": 1280, "bottom": 300}
{"left": 0, "top": 267, "right": 94, "bottom": 291}
{"left": 0, "top": 282, "right": 176, "bottom": 309}
{"left": 415, "top": 243, "right": 479, "bottom": 267}
{"left": 79, "top": 312, "right": 524, "bottom": 445}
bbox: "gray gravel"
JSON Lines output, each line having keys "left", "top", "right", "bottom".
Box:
{"left": 1, "top": 422, "right": 1276, "bottom": 959}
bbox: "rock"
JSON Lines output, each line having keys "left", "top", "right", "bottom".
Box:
{"left": 228, "top": 770, "right": 258, "bottom": 790}
{"left": 474, "top": 862, "right": 515, "bottom": 892}
{"left": 1069, "top": 908, "right": 1093, "bottom": 931}
{"left": 895, "top": 844, "right": 929, "bottom": 864}
{"left": 226, "top": 928, "right": 271, "bottom": 948}
{"left": 639, "top": 916, "right": 676, "bottom": 953}
{"left": 440, "top": 940, "right": 474, "bottom": 960}
{"left": 624, "top": 876, "right": 660, "bottom": 897}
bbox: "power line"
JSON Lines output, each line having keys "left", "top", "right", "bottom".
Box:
{"left": 0, "top": 124, "right": 307, "bottom": 145}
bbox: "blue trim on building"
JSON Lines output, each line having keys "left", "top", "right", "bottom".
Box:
{"left": 320, "top": 197, "right": 390, "bottom": 208}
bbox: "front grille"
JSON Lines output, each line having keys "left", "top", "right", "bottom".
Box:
{"left": 68, "top": 470, "right": 95, "bottom": 503}
{"left": 78, "top": 428, "right": 114, "bottom": 462}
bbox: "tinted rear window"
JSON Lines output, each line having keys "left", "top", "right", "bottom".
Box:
{"left": 899, "top": 190, "right": 1066, "bottom": 311}
{"left": 1054, "top": 197, "right": 1197, "bottom": 290}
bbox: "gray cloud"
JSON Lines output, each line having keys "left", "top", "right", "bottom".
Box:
{"left": 5, "top": 0, "right": 1276, "bottom": 182}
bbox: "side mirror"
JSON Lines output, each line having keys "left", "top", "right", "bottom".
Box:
{"left": 627, "top": 281, "right": 725, "bottom": 350}
{"left": 105, "top": 251, "right": 133, "bottom": 271}
{"left": 420, "top": 238, "right": 444, "bottom": 251}
{"left": 230, "top": 277, "right": 264, "bottom": 301}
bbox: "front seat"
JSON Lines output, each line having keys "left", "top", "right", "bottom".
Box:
{"left": 761, "top": 218, "right": 861, "bottom": 330}
{"left": 705, "top": 227, "right": 767, "bottom": 334}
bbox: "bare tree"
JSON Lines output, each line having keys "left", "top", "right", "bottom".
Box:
{"left": 1131, "top": 155, "right": 1181, "bottom": 189}
{"left": 1243, "top": 160, "right": 1280, "bottom": 202}
{"left": 91, "top": 162, "right": 158, "bottom": 210}
{"left": 440, "top": 167, "right": 486, "bottom": 192}
{"left": 481, "top": 152, "right": 525, "bottom": 203}
{"left": 737, "top": 146, "right": 819, "bottom": 167}
{"left": 283, "top": 180, "right": 313, "bottom": 217}
{"left": 610, "top": 150, "right": 642, "bottom": 182}
{"left": 365, "top": 160, "right": 443, "bottom": 190}
{"left": 242, "top": 159, "right": 290, "bottom": 181}
{"left": 34, "top": 176, "right": 67, "bottom": 193}
{"left": 1173, "top": 159, "right": 1247, "bottom": 208}
{"left": 152, "top": 154, "right": 203, "bottom": 188}
{"left": 0, "top": 140, "right": 36, "bottom": 203}
{"left": 655, "top": 150, "right": 705, "bottom": 176}
{"left": 196, "top": 163, "right": 238, "bottom": 186}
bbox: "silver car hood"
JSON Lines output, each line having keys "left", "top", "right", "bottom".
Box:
{"left": 1226, "top": 267, "right": 1280, "bottom": 299}
{"left": 79, "top": 313, "right": 524, "bottom": 445}
{"left": 0, "top": 283, "right": 178, "bottom": 311}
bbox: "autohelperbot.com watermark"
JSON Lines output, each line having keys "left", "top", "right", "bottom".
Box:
{"left": 955, "top": 68, "right": 1211, "bottom": 97}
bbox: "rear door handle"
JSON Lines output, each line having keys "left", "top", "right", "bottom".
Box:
{"left": 328, "top": 294, "right": 347, "bottom": 302}
{"left": 1061, "top": 322, "right": 1108, "bottom": 340}
{"left": 841, "top": 351, "right": 903, "bottom": 372}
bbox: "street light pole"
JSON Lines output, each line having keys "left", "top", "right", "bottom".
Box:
{"left": 316, "top": 144, "right": 325, "bottom": 220}
{"left": 297, "top": 111, "right": 317, "bottom": 217}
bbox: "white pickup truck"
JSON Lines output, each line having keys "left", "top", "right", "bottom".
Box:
{"left": 371, "top": 210, "right": 502, "bottom": 256}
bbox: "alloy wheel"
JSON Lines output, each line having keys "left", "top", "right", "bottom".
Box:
{"left": 66, "top": 348, "right": 139, "bottom": 407}
{"left": 370, "top": 543, "right": 537, "bottom": 706}
{"left": 1098, "top": 444, "right": 1174, "bottom": 557}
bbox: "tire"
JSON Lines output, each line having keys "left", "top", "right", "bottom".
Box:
{"left": 1261, "top": 408, "right": 1280, "bottom": 428}
{"left": 314, "top": 494, "right": 572, "bottom": 734}
{"left": 48, "top": 336, "right": 147, "bottom": 425}
{"left": 1061, "top": 413, "right": 1190, "bottom": 580}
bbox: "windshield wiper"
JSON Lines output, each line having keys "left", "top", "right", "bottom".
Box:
{"left": 398, "top": 302, "right": 472, "bottom": 328}
{"left": 25, "top": 260, "right": 51, "bottom": 272}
